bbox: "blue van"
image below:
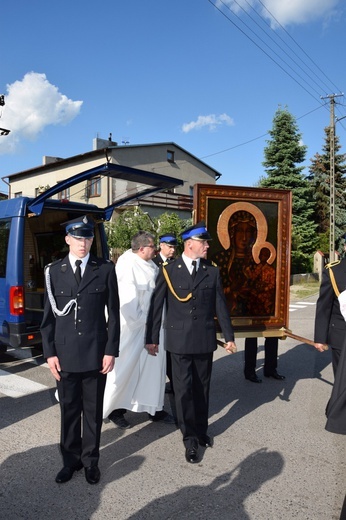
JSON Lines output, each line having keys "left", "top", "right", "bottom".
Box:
{"left": 0, "top": 162, "right": 182, "bottom": 351}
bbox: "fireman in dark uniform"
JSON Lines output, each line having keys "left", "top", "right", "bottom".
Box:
{"left": 152, "top": 233, "right": 177, "bottom": 267}
{"left": 146, "top": 222, "right": 236, "bottom": 464}
{"left": 41, "top": 216, "right": 120, "bottom": 485}
{"left": 152, "top": 233, "right": 177, "bottom": 393}
{"left": 314, "top": 255, "right": 346, "bottom": 374}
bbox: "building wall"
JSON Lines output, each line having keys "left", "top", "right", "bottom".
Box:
{"left": 7, "top": 142, "right": 218, "bottom": 217}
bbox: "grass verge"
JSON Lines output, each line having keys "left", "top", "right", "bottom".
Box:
{"left": 290, "top": 281, "right": 321, "bottom": 301}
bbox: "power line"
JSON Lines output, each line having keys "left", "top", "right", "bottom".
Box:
{"left": 229, "top": 0, "right": 331, "bottom": 98}
{"left": 243, "top": 0, "right": 338, "bottom": 96}
{"left": 200, "top": 103, "right": 327, "bottom": 160}
{"left": 207, "top": 0, "right": 344, "bottom": 113}
{"left": 257, "top": 0, "right": 343, "bottom": 96}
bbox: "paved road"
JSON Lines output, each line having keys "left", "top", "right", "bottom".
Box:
{"left": 1, "top": 294, "right": 345, "bottom": 520}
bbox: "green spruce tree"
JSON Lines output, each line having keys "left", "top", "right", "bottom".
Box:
{"left": 307, "top": 127, "right": 346, "bottom": 255}
{"left": 260, "top": 107, "right": 317, "bottom": 273}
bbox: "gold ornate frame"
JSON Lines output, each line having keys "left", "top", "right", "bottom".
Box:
{"left": 194, "top": 184, "right": 292, "bottom": 337}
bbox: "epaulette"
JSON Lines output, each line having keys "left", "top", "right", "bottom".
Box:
{"left": 325, "top": 260, "right": 341, "bottom": 269}
{"left": 163, "top": 258, "right": 176, "bottom": 266}
{"left": 44, "top": 258, "right": 63, "bottom": 271}
{"left": 201, "top": 258, "right": 218, "bottom": 267}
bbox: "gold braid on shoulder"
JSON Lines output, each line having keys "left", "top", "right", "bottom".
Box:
{"left": 328, "top": 267, "right": 340, "bottom": 297}
{"left": 162, "top": 265, "right": 193, "bottom": 302}
{"left": 325, "top": 260, "right": 341, "bottom": 269}
{"left": 325, "top": 260, "right": 341, "bottom": 298}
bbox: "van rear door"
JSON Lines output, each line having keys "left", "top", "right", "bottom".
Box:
{"left": 1, "top": 163, "right": 183, "bottom": 350}
{"left": 28, "top": 162, "right": 183, "bottom": 218}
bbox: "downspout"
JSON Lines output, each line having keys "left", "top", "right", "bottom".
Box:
{"left": 1, "top": 176, "right": 10, "bottom": 198}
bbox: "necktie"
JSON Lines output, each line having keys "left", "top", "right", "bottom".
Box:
{"left": 75, "top": 260, "right": 82, "bottom": 284}
{"left": 191, "top": 260, "right": 197, "bottom": 280}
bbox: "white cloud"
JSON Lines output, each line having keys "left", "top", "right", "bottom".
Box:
{"left": 262, "top": 0, "right": 340, "bottom": 26}
{"left": 0, "top": 72, "right": 83, "bottom": 154}
{"left": 182, "top": 113, "right": 234, "bottom": 133}
{"left": 217, "top": 0, "right": 341, "bottom": 26}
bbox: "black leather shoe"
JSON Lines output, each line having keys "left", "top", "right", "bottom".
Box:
{"left": 148, "top": 411, "right": 176, "bottom": 424}
{"left": 245, "top": 374, "right": 262, "bottom": 383}
{"left": 55, "top": 462, "right": 83, "bottom": 484}
{"left": 108, "top": 412, "right": 131, "bottom": 429}
{"left": 264, "top": 370, "right": 285, "bottom": 380}
{"left": 185, "top": 447, "right": 198, "bottom": 463}
{"left": 198, "top": 435, "right": 213, "bottom": 448}
{"left": 85, "top": 466, "right": 101, "bottom": 484}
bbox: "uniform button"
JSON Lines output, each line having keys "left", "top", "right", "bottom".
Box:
{"left": 78, "top": 306, "right": 81, "bottom": 310}
{"left": 192, "top": 307, "right": 196, "bottom": 310}
{"left": 78, "top": 319, "right": 82, "bottom": 323}
{"left": 78, "top": 332, "right": 82, "bottom": 336}
{"left": 193, "top": 316, "right": 197, "bottom": 320}
{"left": 192, "top": 296, "right": 196, "bottom": 300}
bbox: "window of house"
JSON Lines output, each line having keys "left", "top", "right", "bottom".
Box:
{"left": 58, "top": 188, "right": 70, "bottom": 201}
{"left": 167, "top": 150, "right": 175, "bottom": 163}
{"left": 14, "top": 192, "right": 22, "bottom": 198}
{"left": 88, "top": 177, "right": 101, "bottom": 198}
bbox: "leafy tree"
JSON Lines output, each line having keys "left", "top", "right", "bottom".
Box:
{"left": 307, "top": 127, "right": 346, "bottom": 255}
{"left": 105, "top": 207, "right": 155, "bottom": 254}
{"left": 260, "top": 107, "right": 318, "bottom": 273}
{"left": 155, "top": 211, "right": 191, "bottom": 254}
{"left": 105, "top": 206, "right": 191, "bottom": 257}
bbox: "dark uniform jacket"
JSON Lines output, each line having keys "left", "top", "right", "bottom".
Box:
{"left": 152, "top": 253, "right": 174, "bottom": 267}
{"left": 325, "top": 334, "right": 346, "bottom": 435}
{"left": 146, "top": 256, "right": 234, "bottom": 354}
{"left": 41, "top": 254, "right": 120, "bottom": 372}
{"left": 152, "top": 253, "right": 165, "bottom": 267}
{"left": 314, "top": 258, "right": 346, "bottom": 349}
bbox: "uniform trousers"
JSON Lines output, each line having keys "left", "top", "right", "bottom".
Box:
{"left": 57, "top": 370, "right": 106, "bottom": 468}
{"left": 170, "top": 352, "right": 213, "bottom": 449}
{"left": 331, "top": 345, "right": 342, "bottom": 376}
{"left": 166, "top": 351, "right": 174, "bottom": 392}
{"left": 244, "top": 337, "right": 278, "bottom": 377}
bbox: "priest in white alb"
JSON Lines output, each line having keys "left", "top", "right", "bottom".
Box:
{"left": 103, "top": 230, "right": 175, "bottom": 428}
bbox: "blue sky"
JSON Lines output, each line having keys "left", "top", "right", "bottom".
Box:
{"left": 1, "top": 0, "right": 345, "bottom": 194}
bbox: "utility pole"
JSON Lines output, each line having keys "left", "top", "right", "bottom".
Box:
{"left": 321, "top": 93, "right": 343, "bottom": 262}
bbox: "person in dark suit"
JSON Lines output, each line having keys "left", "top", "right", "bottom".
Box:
{"left": 152, "top": 233, "right": 177, "bottom": 394}
{"left": 40, "top": 215, "right": 120, "bottom": 485}
{"left": 146, "top": 221, "right": 236, "bottom": 464}
{"left": 314, "top": 257, "right": 346, "bottom": 375}
{"left": 244, "top": 337, "right": 285, "bottom": 383}
{"left": 152, "top": 233, "right": 177, "bottom": 267}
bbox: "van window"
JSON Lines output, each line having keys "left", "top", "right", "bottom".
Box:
{"left": 0, "top": 219, "right": 10, "bottom": 277}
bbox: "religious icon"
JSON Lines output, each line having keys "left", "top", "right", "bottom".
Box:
{"left": 194, "top": 184, "right": 292, "bottom": 335}
{"left": 213, "top": 203, "right": 276, "bottom": 317}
